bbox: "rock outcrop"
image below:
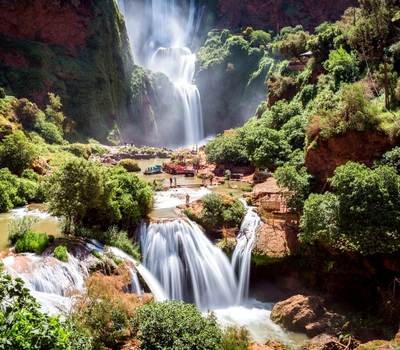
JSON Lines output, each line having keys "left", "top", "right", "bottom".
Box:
{"left": 305, "top": 131, "right": 397, "bottom": 187}
{"left": 300, "top": 334, "right": 343, "bottom": 350}
{"left": 0, "top": 0, "right": 134, "bottom": 141}
{"left": 215, "top": 0, "right": 357, "bottom": 31}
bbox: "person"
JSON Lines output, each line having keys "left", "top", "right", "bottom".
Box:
{"left": 186, "top": 193, "right": 190, "bottom": 206}
{"left": 210, "top": 174, "right": 214, "bottom": 186}
{"left": 169, "top": 177, "right": 173, "bottom": 187}
{"left": 173, "top": 176, "right": 177, "bottom": 187}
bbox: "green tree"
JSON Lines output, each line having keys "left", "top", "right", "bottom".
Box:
{"left": 0, "top": 271, "right": 75, "bottom": 349}
{"left": 300, "top": 162, "right": 400, "bottom": 254}
{"left": 0, "top": 131, "right": 37, "bottom": 175}
{"left": 45, "top": 93, "right": 65, "bottom": 130}
{"left": 133, "top": 301, "right": 222, "bottom": 350}
{"left": 323, "top": 47, "right": 359, "bottom": 87}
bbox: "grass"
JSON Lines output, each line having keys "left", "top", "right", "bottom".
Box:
{"left": 54, "top": 245, "right": 68, "bottom": 262}
{"left": 14, "top": 231, "right": 49, "bottom": 254}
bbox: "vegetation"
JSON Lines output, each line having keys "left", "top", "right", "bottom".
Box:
{"left": 220, "top": 326, "right": 250, "bottom": 350}
{"left": 0, "top": 269, "right": 80, "bottom": 349}
{"left": 104, "top": 226, "right": 141, "bottom": 260}
{"left": 186, "top": 193, "right": 245, "bottom": 232}
{"left": 54, "top": 245, "right": 69, "bottom": 262}
{"left": 301, "top": 162, "right": 400, "bottom": 255}
{"left": 118, "top": 159, "right": 141, "bottom": 172}
{"left": 46, "top": 159, "right": 153, "bottom": 233}
{"left": 133, "top": 301, "right": 222, "bottom": 349}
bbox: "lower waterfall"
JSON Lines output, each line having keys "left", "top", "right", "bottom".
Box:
{"left": 140, "top": 219, "right": 237, "bottom": 310}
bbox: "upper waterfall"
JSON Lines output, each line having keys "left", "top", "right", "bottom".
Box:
{"left": 118, "top": 0, "right": 204, "bottom": 146}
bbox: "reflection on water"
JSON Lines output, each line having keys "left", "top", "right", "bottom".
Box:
{"left": 0, "top": 206, "right": 61, "bottom": 251}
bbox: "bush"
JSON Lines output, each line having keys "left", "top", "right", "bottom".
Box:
{"left": 323, "top": 47, "right": 359, "bottom": 87}
{"left": 133, "top": 301, "right": 222, "bottom": 349}
{"left": 249, "top": 30, "right": 272, "bottom": 47}
{"left": 14, "top": 231, "right": 50, "bottom": 254}
{"left": 300, "top": 162, "right": 400, "bottom": 254}
{"left": 205, "top": 130, "right": 249, "bottom": 165}
{"left": 0, "top": 131, "right": 37, "bottom": 175}
{"left": 54, "top": 245, "right": 68, "bottom": 262}
{"left": 378, "top": 146, "right": 400, "bottom": 174}
{"left": 13, "top": 98, "right": 41, "bottom": 129}
{"left": 64, "top": 143, "right": 92, "bottom": 159}
{"left": 46, "top": 159, "right": 153, "bottom": 233}
{"left": 118, "top": 159, "right": 141, "bottom": 172}
{"left": 34, "top": 116, "right": 64, "bottom": 144}
{"left": 0, "top": 271, "right": 76, "bottom": 350}
{"left": 104, "top": 226, "right": 140, "bottom": 260}
{"left": 198, "top": 193, "right": 246, "bottom": 231}
{"left": 263, "top": 100, "right": 302, "bottom": 130}
{"left": 275, "top": 165, "right": 311, "bottom": 214}
{"left": 8, "top": 216, "right": 38, "bottom": 245}
{"left": 220, "top": 326, "right": 250, "bottom": 350}
{"left": 70, "top": 272, "right": 141, "bottom": 349}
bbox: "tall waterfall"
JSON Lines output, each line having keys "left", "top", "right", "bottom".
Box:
{"left": 140, "top": 219, "right": 237, "bottom": 310}
{"left": 232, "top": 206, "right": 261, "bottom": 304}
{"left": 118, "top": 0, "right": 204, "bottom": 146}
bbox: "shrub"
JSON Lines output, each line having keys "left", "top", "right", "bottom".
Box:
{"left": 200, "top": 193, "right": 245, "bottom": 231}
{"left": 70, "top": 271, "right": 142, "bottom": 349}
{"left": 0, "top": 271, "right": 76, "bottom": 350}
{"left": 275, "top": 165, "right": 311, "bottom": 214}
{"left": 46, "top": 159, "right": 153, "bottom": 233}
{"left": 249, "top": 30, "right": 272, "bottom": 47}
{"left": 54, "top": 245, "right": 68, "bottom": 262}
{"left": 45, "top": 93, "right": 65, "bottom": 130}
{"left": 133, "top": 301, "right": 222, "bottom": 349}
{"left": 205, "top": 130, "right": 249, "bottom": 165}
{"left": 323, "top": 47, "right": 359, "bottom": 87}
{"left": 14, "top": 231, "right": 50, "bottom": 254}
{"left": 220, "top": 326, "right": 250, "bottom": 350}
{"left": 0, "top": 87, "right": 5, "bottom": 99}
{"left": 0, "top": 131, "right": 37, "bottom": 175}
{"left": 13, "top": 98, "right": 41, "bottom": 129}
{"left": 8, "top": 217, "right": 38, "bottom": 245}
{"left": 378, "top": 146, "right": 400, "bottom": 174}
{"left": 300, "top": 162, "right": 400, "bottom": 255}
{"left": 118, "top": 159, "right": 141, "bottom": 172}
{"left": 104, "top": 226, "right": 140, "bottom": 260}
{"left": 64, "top": 143, "right": 92, "bottom": 159}
{"left": 263, "top": 100, "right": 302, "bottom": 130}
{"left": 34, "top": 116, "right": 64, "bottom": 144}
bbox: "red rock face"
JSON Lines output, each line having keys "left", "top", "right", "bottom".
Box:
{"left": 305, "top": 131, "right": 396, "bottom": 186}
{"left": 0, "top": 0, "right": 93, "bottom": 49}
{"left": 217, "top": 0, "right": 357, "bottom": 30}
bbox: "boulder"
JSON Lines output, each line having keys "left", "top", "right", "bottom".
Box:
{"left": 300, "top": 334, "right": 343, "bottom": 350}
{"left": 270, "top": 295, "right": 325, "bottom": 333}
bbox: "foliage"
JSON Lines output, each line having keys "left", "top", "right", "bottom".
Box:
{"left": 300, "top": 162, "right": 400, "bottom": 254}
{"left": 205, "top": 130, "right": 249, "bottom": 165}
{"left": 45, "top": 93, "right": 65, "bottom": 130}
{"left": 262, "top": 100, "right": 302, "bottom": 130}
{"left": 104, "top": 226, "right": 140, "bottom": 260}
{"left": 281, "top": 114, "right": 307, "bottom": 150}
{"left": 69, "top": 271, "right": 140, "bottom": 349}
{"left": 220, "top": 326, "right": 250, "bottom": 350}
{"left": 323, "top": 47, "right": 359, "bottom": 87}
{"left": 0, "top": 131, "right": 37, "bottom": 175}
{"left": 63, "top": 143, "right": 92, "bottom": 159}
{"left": 46, "top": 159, "right": 153, "bottom": 233}
{"left": 378, "top": 146, "right": 400, "bottom": 173}
{"left": 8, "top": 216, "right": 38, "bottom": 245}
{"left": 118, "top": 159, "right": 141, "bottom": 172}
{"left": 0, "top": 168, "right": 41, "bottom": 212}
{"left": 133, "top": 301, "right": 222, "bottom": 350}
{"left": 248, "top": 30, "right": 272, "bottom": 48}
{"left": 274, "top": 27, "right": 310, "bottom": 59}
{"left": 241, "top": 119, "right": 290, "bottom": 169}
{"left": 34, "top": 115, "right": 64, "bottom": 144}
{"left": 0, "top": 271, "right": 75, "bottom": 349}
{"left": 200, "top": 193, "right": 245, "bottom": 231}
{"left": 275, "top": 165, "right": 311, "bottom": 213}
{"left": 54, "top": 245, "right": 69, "bottom": 262}
{"left": 308, "top": 22, "right": 344, "bottom": 62}
{"left": 14, "top": 231, "right": 50, "bottom": 254}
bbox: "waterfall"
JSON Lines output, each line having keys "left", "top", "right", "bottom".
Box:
{"left": 140, "top": 219, "right": 237, "bottom": 310}
{"left": 118, "top": 0, "right": 204, "bottom": 146}
{"left": 232, "top": 206, "right": 261, "bottom": 304}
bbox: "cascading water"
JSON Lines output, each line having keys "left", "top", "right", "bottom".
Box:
{"left": 118, "top": 0, "right": 204, "bottom": 146}
{"left": 139, "top": 219, "right": 237, "bottom": 310}
{"left": 232, "top": 205, "right": 261, "bottom": 304}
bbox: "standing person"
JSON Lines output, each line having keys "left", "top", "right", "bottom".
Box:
{"left": 186, "top": 193, "right": 190, "bottom": 206}
{"left": 169, "top": 177, "right": 173, "bottom": 188}
{"left": 210, "top": 174, "right": 214, "bottom": 186}
{"left": 173, "top": 176, "right": 177, "bottom": 188}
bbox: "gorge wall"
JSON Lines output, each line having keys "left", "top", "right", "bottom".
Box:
{"left": 0, "top": 0, "right": 134, "bottom": 141}
{"left": 213, "top": 0, "right": 357, "bottom": 31}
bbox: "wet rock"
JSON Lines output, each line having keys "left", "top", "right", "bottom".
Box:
{"left": 249, "top": 340, "right": 287, "bottom": 350}
{"left": 270, "top": 295, "right": 325, "bottom": 333}
{"left": 300, "top": 334, "right": 343, "bottom": 350}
